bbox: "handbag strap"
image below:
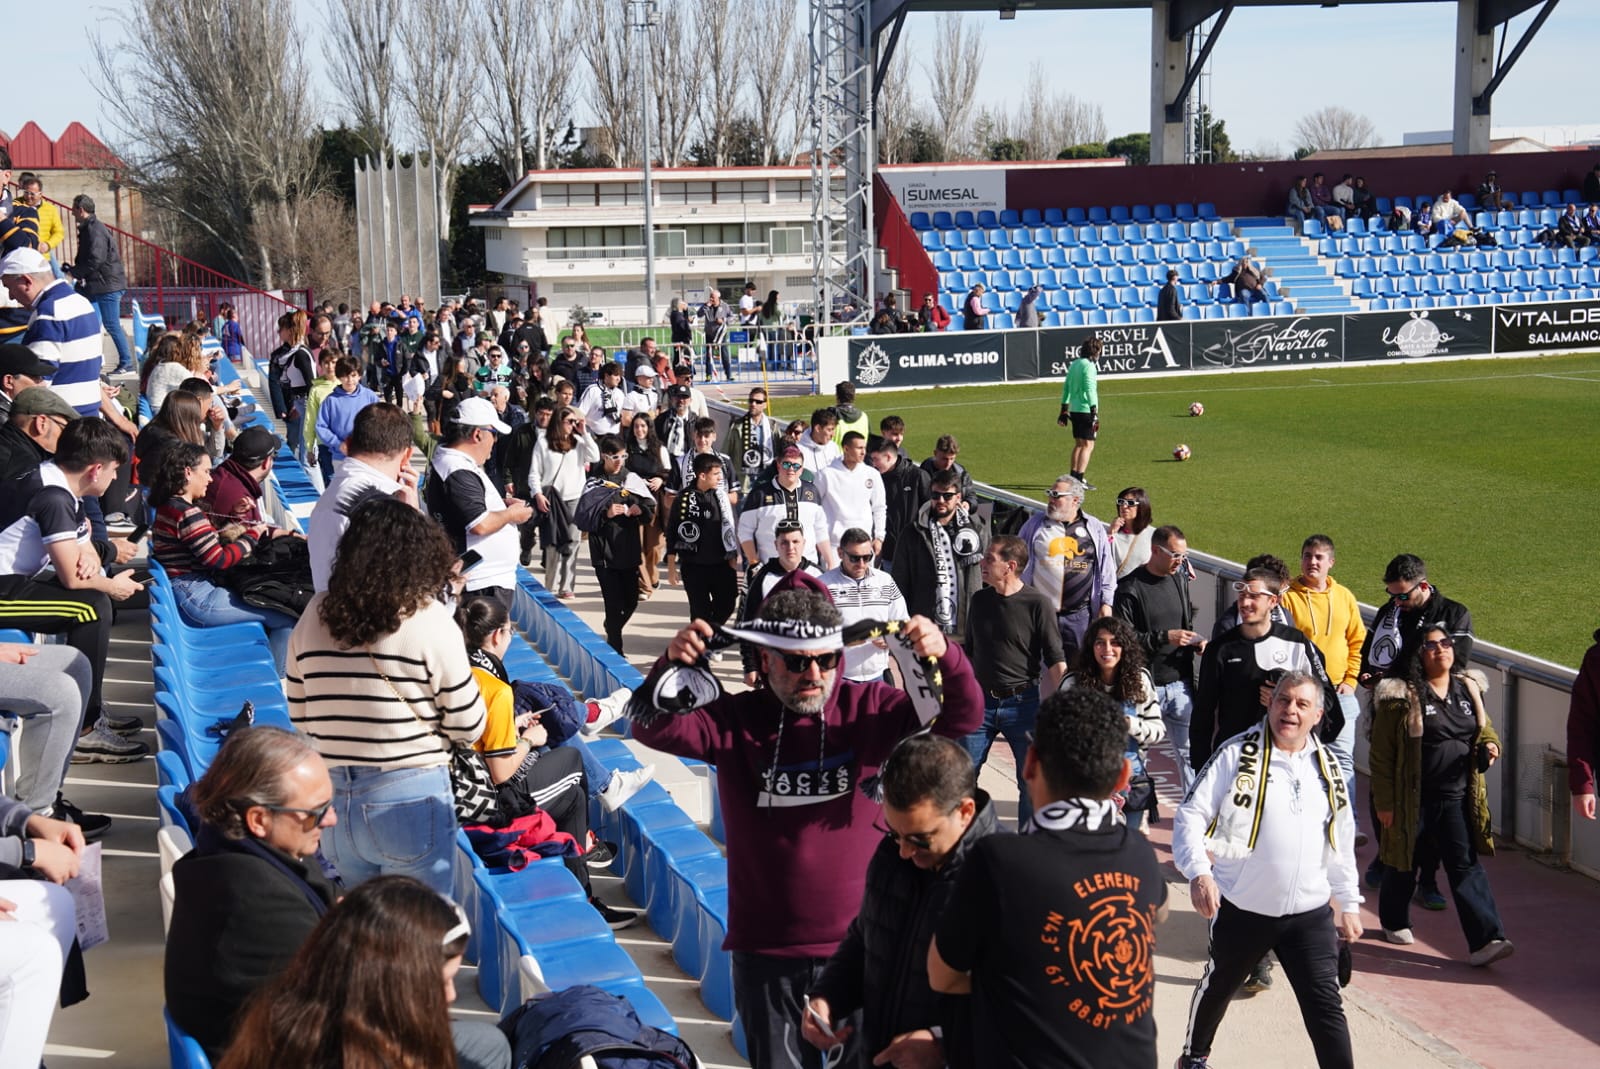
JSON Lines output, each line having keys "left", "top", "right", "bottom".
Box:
{"left": 368, "top": 651, "right": 451, "bottom": 756}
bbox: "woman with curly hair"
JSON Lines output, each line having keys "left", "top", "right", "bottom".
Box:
{"left": 217, "top": 875, "right": 510, "bottom": 1069}
{"left": 286, "top": 496, "right": 486, "bottom": 895}
{"left": 148, "top": 441, "right": 298, "bottom": 673}
{"left": 1059, "top": 616, "right": 1165, "bottom": 830}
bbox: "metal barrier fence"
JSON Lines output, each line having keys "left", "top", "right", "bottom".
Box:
{"left": 702, "top": 387, "right": 1594, "bottom": 881}
{"left": 606, "top": 328, "right": 820, "bottom": 391}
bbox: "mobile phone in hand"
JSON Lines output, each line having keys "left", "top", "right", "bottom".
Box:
{"left": 457, "top": 548, "right": 484, "bottom": 573}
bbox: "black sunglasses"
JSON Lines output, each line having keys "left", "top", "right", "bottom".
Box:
{"left": 243, "top": 799, "right": 333, "bottom": 827}
{"left": 931, "top": 490, "right": 961, "bottom": 500}
{"left": 873, "top": 818, "right": 938, "bottom": 851}
{"left": 778, "top": 650, "right": 841, "bottom": 673}
{"left": 844, "top": 552, "right": 874, "bottom": 563}
{"left": 1421, "top": 636, "right": 1454, "bottom": 652}
{"left": 1392, "top": 583, "right": 1425, "bottom": 602}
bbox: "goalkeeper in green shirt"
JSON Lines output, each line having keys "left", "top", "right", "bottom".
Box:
{"left": 1057, "top": 334, "right": 1102, "bottom": 490}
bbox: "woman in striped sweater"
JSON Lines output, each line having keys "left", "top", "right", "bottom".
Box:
{"left": 148, "top": 442, "right": 298, "bottom": 673}
{"left": 286, "top": 496, "right": 486, "bottom": 896}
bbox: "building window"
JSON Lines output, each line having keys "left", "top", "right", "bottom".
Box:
{"left": 542, "top": 183, "right": 598, "bottom": 207}
{"left": 775, "top": 180, "right": 806, "bottom": 202}
{"left": 599, "top": 182, "right": 644, "bottom": 205}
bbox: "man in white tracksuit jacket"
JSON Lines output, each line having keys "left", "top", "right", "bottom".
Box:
{"left": 1173, "top": 670, "right": 1363, "bottom": 1069}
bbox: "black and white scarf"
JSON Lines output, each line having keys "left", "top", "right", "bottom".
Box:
{"left": 737, "top": 414, "right": 771, "bottom": 471}
{"left": 679, "top": 484, "right": 739, "bottom": 557}
{"left": 1027, "top": 797, "right": 1125, "bottom": 834}
{"left": 663, "top": 413, "right": 688, "bottom": 457}
{"left": 1204, "top": 717, "right": 1348, "bottom": 859}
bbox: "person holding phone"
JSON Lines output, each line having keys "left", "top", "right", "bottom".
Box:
{"left": 1369, "top": 626, "right": 1513, "bottom": 966}
{"left": 425, "top": 397, "right": 531, "bottom": 610}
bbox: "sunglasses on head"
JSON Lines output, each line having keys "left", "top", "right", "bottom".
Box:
{"left": 778, "top": 650, "right": 841, "bottom": 673}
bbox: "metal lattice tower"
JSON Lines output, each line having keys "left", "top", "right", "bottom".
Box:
{"left": 809, "top": 0, "right": 875, "bottom": 328}
{"left": 1183, "top": 14, "right": 1216, "bottom": 164}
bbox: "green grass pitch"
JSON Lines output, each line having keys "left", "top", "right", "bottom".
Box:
{"left": 775, "top": 352, "right": 1600, "bottom": 668}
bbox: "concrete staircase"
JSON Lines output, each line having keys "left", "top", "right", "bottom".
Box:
{"left": 1233, "top": 216, "right": 1355, "bottom": 315}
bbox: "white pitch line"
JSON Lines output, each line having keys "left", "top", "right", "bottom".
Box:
{"left": 1536, "top": 373, "right": 1600, "bottom": 383}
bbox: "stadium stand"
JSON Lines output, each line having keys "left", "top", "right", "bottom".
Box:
{"left": 906, "top": 185, "right": 1600, "bottom": 324}
{"left": 144, "top": 356, "right": 745, "bottom": 1066}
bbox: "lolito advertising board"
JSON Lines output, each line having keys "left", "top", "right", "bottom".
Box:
{"left": 1344, "top": 307, "right": 1493, "bottom": 362}
{"left": 847, "top": 332, "right": 1007, "bottom": 389}
{"left": 1490, "top": 299, "right": 1600, "bottom": 354}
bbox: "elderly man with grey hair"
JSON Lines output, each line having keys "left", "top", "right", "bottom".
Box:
{"left": 1017, "top": 474, "right": 1116, "bottom": 663}
{"left": 1174, "top": 670, "right": 1362, "bottom": 1069}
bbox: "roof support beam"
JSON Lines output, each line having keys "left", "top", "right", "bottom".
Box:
{"left": 1474, "top": 0, "right": 1560, "bottom": 114}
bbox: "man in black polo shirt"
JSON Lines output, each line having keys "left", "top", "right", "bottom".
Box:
{"left": 1114, "top": 524, "right": 1204, "bottom": 794}
{"left": 958, "top": 535, "right": 1066, "bottom": 830}
{"left": 930, "top": 687, "right": 1167, "bottom": 1069}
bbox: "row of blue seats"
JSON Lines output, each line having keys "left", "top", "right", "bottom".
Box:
{"left": 946, "top": 281, "right": 1282, "bottom": 313}
{"left": 943, "top": 271, "right": 1275, "bottom": 302}
{"left": 977, "top": 301, "right": 1297, "bottom": 329}
{"left": 1364, "top": 290, "right": 1597, "bottom": 311}
{"left": 910, "top": 202, "right": 1221, "bottom": 230}
{"left": 921, "top": 220, "right": 1235, "bottom": 251}
{"left": 941, "top": 263, "right": 1232, "bottom": 289}
{"left": 1319, "top": 234, "right": 1600, "bottom": 261}
{"left": 931, "top": 240, "right": 1246, "bottom": 272}
{"left": 1374, "top": 190, "right": 1589, "bottom": 215}
{"left": 1335, "top": 255, "right": 1600, "bottom": 286}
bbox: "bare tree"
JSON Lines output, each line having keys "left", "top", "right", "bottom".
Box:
{"left": 786, "top": 30, "right": 811, "bottom": 165}
{"left": 249, "top": 191, "right": 360, "bottom": 307}
{"left": 1012, "top": 62, "right": 1105, "bottom": 157}
{"left": 876, "top": 41, "right": 916, "bottom": 164}
{"left": 583, "top": 0, "right": 641, "bottom": 166}
{"left": 1293, "top": 106, "right": 1379, "bottom": 155}
{"left": 321, "top": 0, "right": 401, "bottom": 157}
{"left": 646, "top": 0, "right": 704, "bottom": 167}
{"left": 925, "top": 12, "right": 985, "bottom": 158}
{"left": 526, "top": 0, "right": 579, "bottom": 171}
{"left": 695, "top": 0, "right": 748, "bottom": 166}
{"left": 746, "top": 0, "right": 801, "bottom": 165}
{"left": 474, "top": 0, "right": 538, "bottom": 184}
{"left": 91, "top": 0, "right": 324, "bottom": 287}
{"left": 394, "top": 0, "right": 478, "bottom": 231}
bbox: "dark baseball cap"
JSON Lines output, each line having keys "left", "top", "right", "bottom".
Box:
{"left": 667, "top": 384, "right": 692, "bottom": 400}
{"left": 231, "top": 425, "right": 282, "bottom": 465}
{"left": 0, "top": 344, "right": 56, "bottom": 380}
{"left": 9, "top": 386, "right": 79, "bottom": 421}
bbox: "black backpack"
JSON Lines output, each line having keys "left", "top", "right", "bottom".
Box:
{"left": 501, "top": 985, "right": 697, "bottom": 1069}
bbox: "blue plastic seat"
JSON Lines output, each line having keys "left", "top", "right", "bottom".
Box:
{"left": 909, "top": 211, "right": 930, "bottom": 230}
{"left": 999, "top": 208, "right": 1021, "bottom": 226}
{"left": 952, "top": 210, "right": 975, "bottom": 228}
{"left": 976, "top": 209, "right": 998, "bottom": 227}
{"left": 1175, "top": 203, "right": 1197, "bottom": 221}
{"left": 1066, "top": 207, "right": 1088, "bottom": 224}
{"left": 1045, "top": 247, "right": 1071, "bottom": 268}
{"left": 1000, "top": 249, "right": 1024, "bottom": 269}
{"left": 977, "top": 250, "right": 1000, "bottom": 270}
{"left": 1087, "top": 206, "right": 1109, "bottom": 224}
{"left": 1060, "top": 309, "right": 1085, "bottom": 326}
{"left": 1009, "top": 227, "right": 1033, "bottom": 248}
{"left": 640, "top": 825, "right": 720, "bottom": 933}
{"left": 1084, "top": 309, "right": 1109, "bottom": 326}
{"left": 1109, "top": 205, "right": 1131, "bottom": 223}
{"left": 1130, "top": 204, "right": 1151, "bottom": 222}
{"left": 1043, "top": 207, "right": 1064, "bottom": 224}
{"left": 166, "top": 1008, "right": 213, "bottom": 1069}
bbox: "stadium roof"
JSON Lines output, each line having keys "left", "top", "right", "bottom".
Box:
{"left": 872, "top": 1, "right": 1552, "bottom": 39}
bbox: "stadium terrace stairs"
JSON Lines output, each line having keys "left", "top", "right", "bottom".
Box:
{"left": 1234, "top": 217, "right": 1356, "bottom": 315}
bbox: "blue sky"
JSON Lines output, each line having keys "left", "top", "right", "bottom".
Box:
{"left": 16, "top": 1, "right": 1597, "bottom": 160}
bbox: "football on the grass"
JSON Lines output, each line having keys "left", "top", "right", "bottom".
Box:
{"left": 1173, "top": 443, "right": 1192, "bottom": 461}
{"left": 1189, "top": 402, "right": 1204, "bottom": 416}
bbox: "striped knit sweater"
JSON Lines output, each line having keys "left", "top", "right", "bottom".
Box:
{"left": 25, "top": 278, "right": 105, "bottom": 417}
{"left": 151, "top": 498, "right": 258, "bottom": 578}
{"left": 286, "top": 594, "right": 487, "bottom": 769}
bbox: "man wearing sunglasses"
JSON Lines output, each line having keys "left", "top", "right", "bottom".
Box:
{"left": 631, "top": 585, "right": 982, "bottom": 1069}
{"left": 1358, "top": 553, "right": 1475, "bottom": 688}
{"left": 819, "top": 528, "right": 907, "bottom": 684}
{"left": 805, "top": 735, "right": 997, "bottom": 1069}
{"left": 737, "top": 443, "right": 832, "bottom": 570}
{"left": 1018, "top": 475, "right": 1116, "bottom": 664}
{"left": 893, "top": 468, "right": 990, "bottom": 645}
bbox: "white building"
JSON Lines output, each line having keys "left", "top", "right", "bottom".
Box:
{"left": 470, "top": 165, "right": 844, "bottom": 326}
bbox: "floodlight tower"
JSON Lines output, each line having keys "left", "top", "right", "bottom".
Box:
{"left": 808, "top": 0, "right": 875, "bottom": 329}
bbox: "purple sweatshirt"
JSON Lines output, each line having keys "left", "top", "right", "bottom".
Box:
{"left": 632, "top": 643, "right": 984, "bottom": 957}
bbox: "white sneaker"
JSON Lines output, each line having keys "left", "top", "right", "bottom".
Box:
{"left": 598, "top": 765, "right": 655, "bottom": 813}
{"left": 1381, "top": 927, "right": 1414, "bottom": 945}
{"left": 1469, "top": 939, "right": 1514, "bottom": 967}
{"left": 581, "top": 687, "right": 634, "bottom": 737}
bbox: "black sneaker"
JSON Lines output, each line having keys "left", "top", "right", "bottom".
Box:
{"left": 52, "top": 796, "right": 112, "bottom": 843}
{"left": 1081, "top": 480, "right": 1098, "bottom": 491}
{"left": 590, "top": 898, "right": 640, "bottom": 931}
{"left": 585, "top": 839, "right": 619, "bottom": 869}
{"left": 1175, "top": 1057, "right": 1211, "bottom": 1069}
{"left": 100, "top": 711, "right": 144, "bottom": 736}
{"left": 1242, "top": 959, "right": 1273, "bottom": 994}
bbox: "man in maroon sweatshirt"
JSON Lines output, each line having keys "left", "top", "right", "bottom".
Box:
{"left": 631, "top": 583, "right": 983, "bottom": 1068}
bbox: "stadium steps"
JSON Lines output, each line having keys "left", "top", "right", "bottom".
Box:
{"left": 1234, "top": 219, "right": 1356, "bottom": 315}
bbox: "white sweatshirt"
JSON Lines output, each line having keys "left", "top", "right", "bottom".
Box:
{"left": 819, "top": 566, "right": 908, "bottom": 681}
{"left": 1174, "top": 734, "right": 1362, "bottom": 917}
{"left": 815, "top": 458, "right": 887, "bottom": 544}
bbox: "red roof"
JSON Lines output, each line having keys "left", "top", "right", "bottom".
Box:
{"left": 0, "top": 121, "right": 120, "bottom": 171}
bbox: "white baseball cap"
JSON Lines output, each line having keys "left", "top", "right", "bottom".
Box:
{"left": 0, "top": 248, "right": 50, "bottom": 277}
{"left": 453, "top": 396, "right": 512, "bottom": 434}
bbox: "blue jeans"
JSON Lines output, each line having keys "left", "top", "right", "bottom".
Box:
{"left": 88, "top": 289, "right": 134, "bottom": 370}
{"left": 1328, "top": 691, "right": 1361, "bottom": 832}
{"left": 959, "top": 685, "right": 1040, "bottom": 828}
{"left": 1377, "top": 795, "right": 1505, "bottom": 951}
{"left": 170, "top": 573, "right": 295, "bottom": 674}
{"left": 558, "top": 736, "right": 613, "bottom": 802}
{"left": 1156, "top": 679, "right": 1196, "bottom": 795}
{"left": 323, "top": 763, "right": 457, "bottom": 897}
